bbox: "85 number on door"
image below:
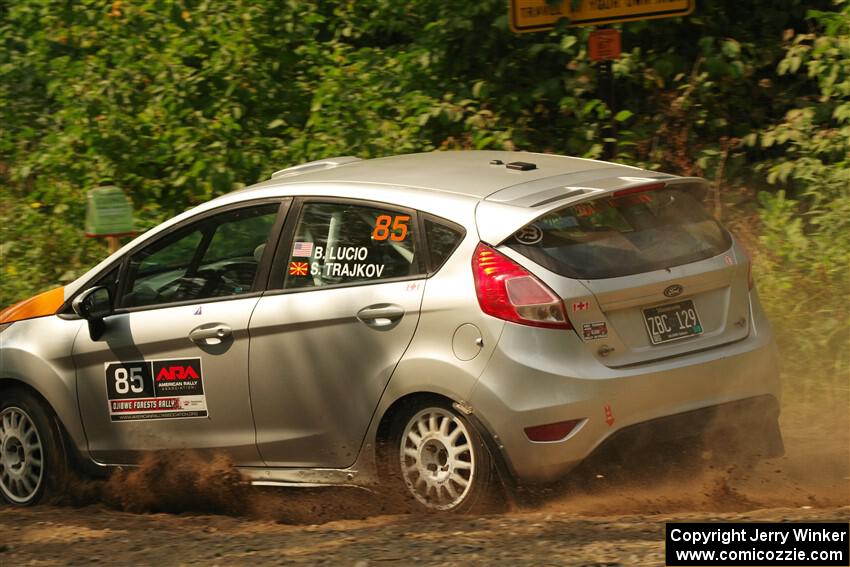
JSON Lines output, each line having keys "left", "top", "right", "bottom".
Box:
{"left": 105, "top": 361, "right": 155, "bottom": 400}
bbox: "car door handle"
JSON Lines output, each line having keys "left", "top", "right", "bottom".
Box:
{"left": 189, "top": 324, "right": 232, "bottom": 343}
{"left": 356, "top": 304, "right": 405, "bottom": 328}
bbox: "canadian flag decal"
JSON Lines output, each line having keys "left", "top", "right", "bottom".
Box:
{"left": 572, "top": 301, "right": 590, "bottom": 312}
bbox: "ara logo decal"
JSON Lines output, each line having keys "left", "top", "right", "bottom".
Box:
{"left": 151, "top": 359, "right": 204, "bottom": 395}
{"left": 156, "top": 365, "right": 200, "bottom": 382}
{"left": 663, "top": 284, "right": 683, "bottom": 298}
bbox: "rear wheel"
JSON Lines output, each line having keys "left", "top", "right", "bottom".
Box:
{"left": 385, "top": 399, "right": 498, "bottom": 512}
{"left": 0, "top": 389, "right": 66, "bottom": 505}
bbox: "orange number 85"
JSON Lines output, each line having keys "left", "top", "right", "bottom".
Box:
{"left": 372, "top": 214, "right": 410, "bottom": 241}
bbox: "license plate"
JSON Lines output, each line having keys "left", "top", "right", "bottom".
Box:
{"left": 642, "top": 300, "right": 703, "bottom": 345}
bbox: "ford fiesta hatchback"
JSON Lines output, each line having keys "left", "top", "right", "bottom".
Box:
{"left": 0, "top": 151, "right": 782, "bottom": 511}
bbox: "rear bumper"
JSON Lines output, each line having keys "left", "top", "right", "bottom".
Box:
{"left": 578, "top": 395, "right": 782, "bottom": 463}
{"left": 468, "top": 293, "right": 781, "bottom": 484}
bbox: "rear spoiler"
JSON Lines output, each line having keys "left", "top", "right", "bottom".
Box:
{"left": 475, "top": 175, "right": 709, "bottom": 245}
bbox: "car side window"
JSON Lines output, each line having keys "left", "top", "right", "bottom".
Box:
{"left": 424, "top": 217, "right": 465, "bottom": 273}
{"left": 121, "top": 204, "right": 279, "bottom": 308}
{"left": 283, "top": 201, "right": 420, "bottom": 290}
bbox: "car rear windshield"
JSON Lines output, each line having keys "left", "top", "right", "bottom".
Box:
{"left": 506, "top": 186, "right": 732, "bottom": 279}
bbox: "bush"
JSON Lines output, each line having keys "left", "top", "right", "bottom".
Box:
{"left": 752, "top": 2, "right": 850, "bottom": 400}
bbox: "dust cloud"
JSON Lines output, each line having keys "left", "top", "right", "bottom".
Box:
{"left": 523, "top": 393, "right": 849, "bottom": 517}
{"left": 57, "top": 451, "right": 250, "bottom": 515}
{"left": 56, "top": 450, "right": 398, "bottom": 524}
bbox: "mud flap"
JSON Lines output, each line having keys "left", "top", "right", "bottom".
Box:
{"left": 462, "top": 411, "right": 520, "bottom": 508}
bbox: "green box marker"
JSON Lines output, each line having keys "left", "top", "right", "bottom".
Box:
{"left": 85, "top": 186, "right": 135, "bottom": 237}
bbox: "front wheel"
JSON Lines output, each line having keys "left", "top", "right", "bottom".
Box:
{"left": 386, "top": 400, "right": 498, "bottom": 512}
{"left": 0, "top": 389, "right": 66, "bottom": 505}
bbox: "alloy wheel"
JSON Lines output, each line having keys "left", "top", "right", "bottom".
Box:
{"left": 399, "top": 407, "right": 475, "bottom": 510}
{"left": 0, "top": 406, "right": 44, "bottom": 504}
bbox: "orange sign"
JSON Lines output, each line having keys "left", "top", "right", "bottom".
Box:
{"left": 589, "top": 28, "right": 621, "bottom": 61}
{"left": 509, "top": 0, "right": 694, "bottom": 33}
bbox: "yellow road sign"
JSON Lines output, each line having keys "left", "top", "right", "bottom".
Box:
{"left": 509, "top": 0, "right": 694, "bottom": 33}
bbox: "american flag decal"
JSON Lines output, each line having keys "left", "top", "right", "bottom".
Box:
{"left": 292, "top": 241, "right": 314, "bottom": 258}
{"left": 289, "top": 262, "right": 309, "bottom": 276}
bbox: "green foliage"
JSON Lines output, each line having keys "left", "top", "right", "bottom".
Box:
{"left": 0, "top": 0, "right": 848, "bottom": 401}
{"left": 752, "top": 2, "right": 850, "bottom": 388}
{"left": 0, "top": 191, "right": 104, "bottom": 300}
{"left": 757, "top": 190, "right": 849, "bottom": 386}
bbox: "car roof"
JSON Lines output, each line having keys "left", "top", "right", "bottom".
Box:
{"left": 243, "top": 150, "right": 647, "bottom": 201}
{"left": 65, "top": 151, "right": 699, "bottom": 299}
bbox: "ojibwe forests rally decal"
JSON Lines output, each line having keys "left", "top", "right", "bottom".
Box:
{"left": 104, "top": 358, "right": 207, "bottom": 421}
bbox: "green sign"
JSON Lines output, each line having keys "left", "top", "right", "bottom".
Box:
{"left": 85, "top": 186, "right": 135, "bottom": 237}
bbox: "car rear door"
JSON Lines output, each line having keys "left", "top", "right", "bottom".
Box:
{"left": 248, "top": 198, "right": 426, "bottom": 468}
{"left": 73, "top": 200, "right": 288, "bottom": 465}
{"left": 493, "top": 182, "right": 752, "bottom": 367}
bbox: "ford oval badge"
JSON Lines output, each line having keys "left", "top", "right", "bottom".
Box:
{"left": 663, "top": 284, "right": 683, "bottom": 298}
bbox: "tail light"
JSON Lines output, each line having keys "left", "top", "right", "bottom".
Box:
{"left": 472, "top": 243, "right": 571, "bottom": 329}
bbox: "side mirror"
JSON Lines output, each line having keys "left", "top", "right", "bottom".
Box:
{"left": 72, "top": 286, "right": 113, "bottom": 340}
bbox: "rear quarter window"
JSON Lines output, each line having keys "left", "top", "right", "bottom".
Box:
{"left": 507, "top": 187, "right": 732, "bottom": 279}
{"left": 424, "top": 217, "right": 465, "bottom": 273}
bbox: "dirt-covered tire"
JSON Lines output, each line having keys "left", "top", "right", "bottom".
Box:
{"left": 0, "top": 388, "right": 67, "bottom": 506}
{"left": 381, "top": 398, "right": 499, "bottom": 513}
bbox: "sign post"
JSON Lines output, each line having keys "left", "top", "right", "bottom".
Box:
{"left": 508, "top": 0, "right": 694, "bottom": 160}
{"left": 85, "top": 186, "right": 136, "bottom": 254}
{"left": 588, "top": 28, "right": 622, "bottom": 159}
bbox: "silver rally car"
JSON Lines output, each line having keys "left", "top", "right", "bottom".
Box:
{"left": 0, "top": 151, "right": 782, "bottom": 511}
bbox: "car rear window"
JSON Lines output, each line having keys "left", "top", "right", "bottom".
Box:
{"left": 506, "top": 187, "right": 732, "bottom": 279}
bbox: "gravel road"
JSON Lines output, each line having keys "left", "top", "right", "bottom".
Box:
{"left": 1, "top": 504, "right": 848, "bottom": 566}
{"left": 1, "top": 397, "right": 846, "bottom": 566}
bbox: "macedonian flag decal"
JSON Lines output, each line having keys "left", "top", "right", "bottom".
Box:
{"left": 289, "top": 261, "right": 309, "bottom": 276}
